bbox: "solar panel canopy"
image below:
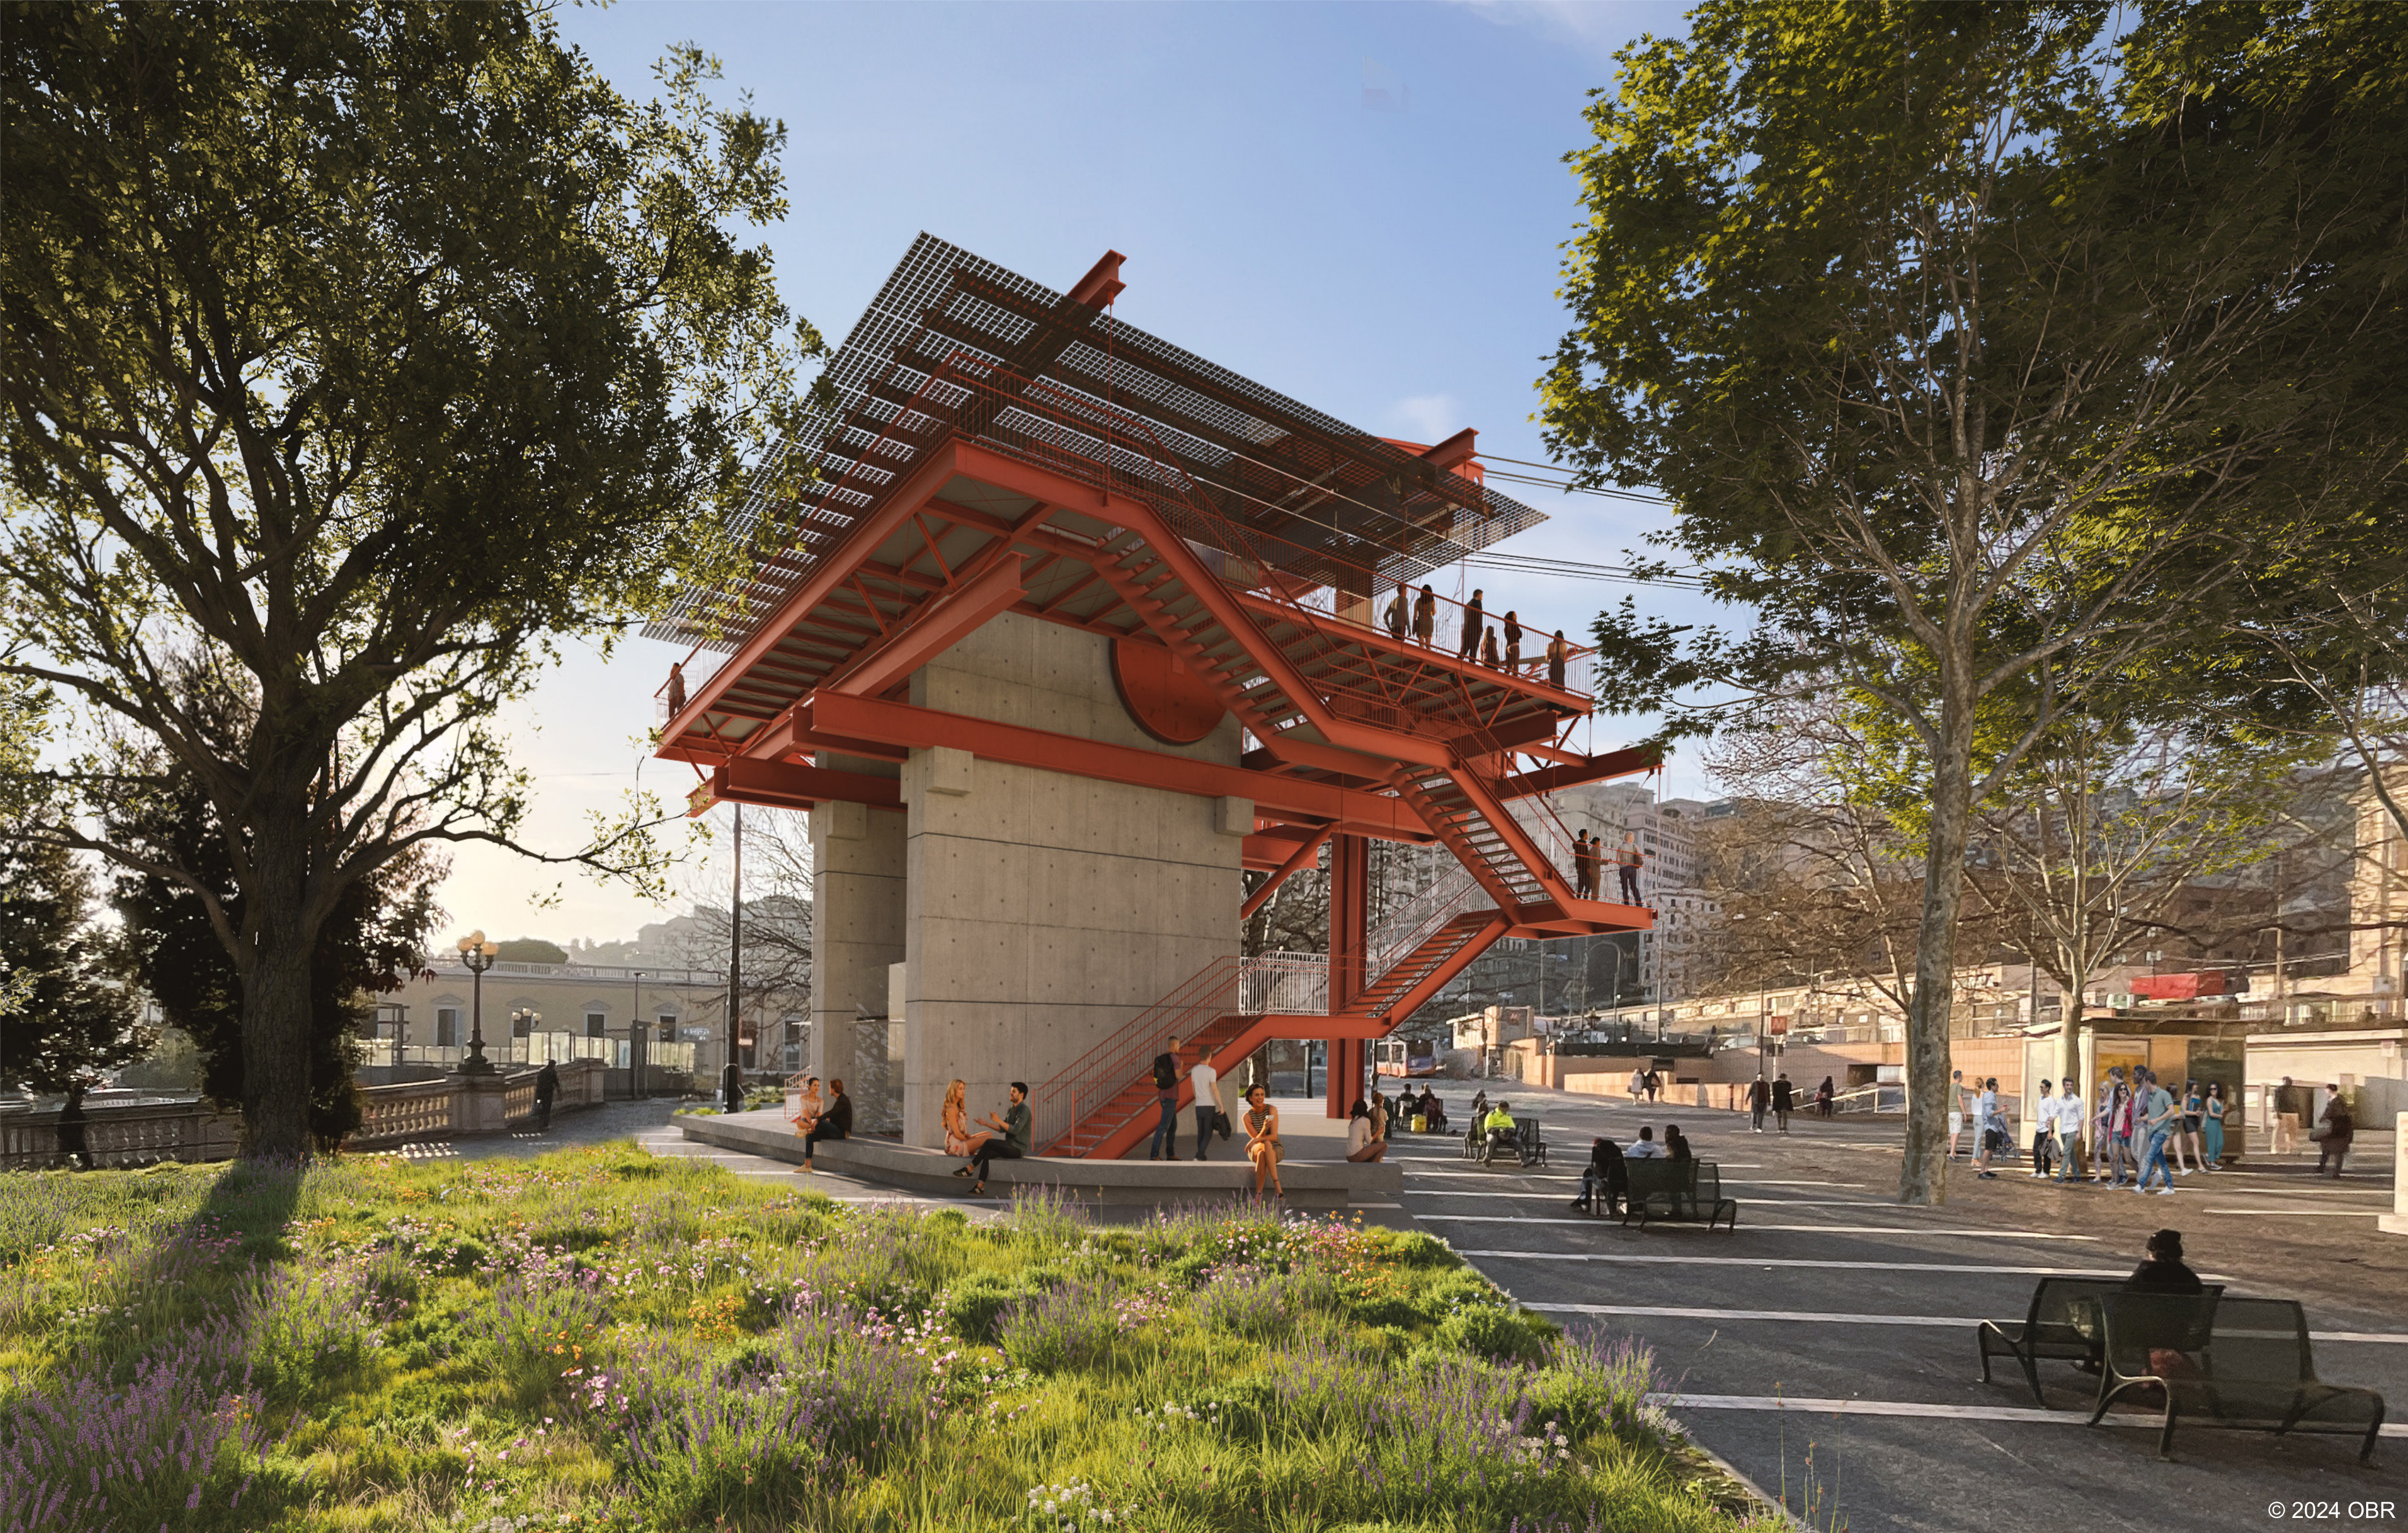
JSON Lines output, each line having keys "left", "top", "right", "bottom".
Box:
{"left": 643, "top": 234, "right": 1546, "bottom": 651}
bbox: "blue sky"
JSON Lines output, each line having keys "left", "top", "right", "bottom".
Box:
{"left": 450, "top": 0, "right": 1719, "bottom": 944}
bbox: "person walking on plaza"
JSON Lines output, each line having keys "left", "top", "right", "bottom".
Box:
{"left": 1412, "top": 585, "right": 1437, "bottom": 647}
{"left": 1973, "top": 1077, "right": 2003, "bottom": 1178}
{"left": 1816, "top": 1075, "right": 1835, "bottom": 1119}
{"left": 1644, "top": 1067, "right": 1662, "bottom": 1103}
{"left": 1748, "top": 1074, "right": 1770, "bottom": 1133}
{"left": 965, "top": 1082, "right": 1031, "bottom": 1195}
{"left": 1190, "top": 1046, "right": 1223, "bottom": 1161}
{"left": 1502, "top": 611, "right": 1523, "bottom": 671}
{"left": 2030, "top": 1079, "right": 2058, "bottom": 1178}
{"left": 2200, "top": 1081, "right": 2227, "bottom": 1169}
{"left": 2178, "top": 1080, "right": 2206, "bottom": 1173}
{"left": 1772, "top": 1073, "right": 1794, "bottom": 1134}
{"left": 1546, "top": 629, "right": 1569, "bottom": 689}
{"left": 2313, "top": 1084, "right": 2354, "bottom": 1176}
{"left": 1628, "top": 1067, "right": 1646, "bottom": 1106}
{"left": 799, "top": 1077, "right": 853, "bottom": 1174}
{"left": 2053, "top": 1076, "right": 2087, "bottom": 1183}
{"left": 534, "top": 1059, "right": 559, "bottom": 1130}
{"left": 1459, "top": 589, "right": 1484, "bottom": 658}
{"left": 2134, "top": 1068, "right": 2178, "bottom": 1194}
{"left": 1615, "top": 832, "right": 1645, "bottom": 904}
{"left": 1148, "top": 1034, "right": 1182, "bottom": 1161}
{"left": 1569, "top": 1135, "right": 1628, "bottom": 1215}
{"left": 2096, "top": 1070, "right": 2131, "bottom": 1185}
{"left": 1948, "top": 1069, "right": 1967, "bottom": 1158}
{"left": 1243, "top": 1083, "right": 1285, "bottom": 1199}
{"left": 1346, "top": 1098, "right": 1389, "bottom": 1162}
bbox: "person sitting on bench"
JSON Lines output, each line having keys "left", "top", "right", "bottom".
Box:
{"left": 1624, "top": 1124, "right": 1667, "bottom": 1158}
{"left": 1482, "top": 1099, "right": 1519, "bottom": 1154}
{"left": 1664, "top": 1124, "right": 1693, "bottom": 1162}
{"left": 2124, "top": 1228, "right": 2204, "bottom": 1294}
{"left": 1417, "top": 1086, "right": 1447, "bottom": 1133}
{"left": 799, "top": 1077, "right": 851, "bottom": 1173}
{"left": 1570, "top": 1136, "right": 1627, "bottom": 1214}
{"left": 963, "top": 1082, "right": 1030, "bottom": 1195}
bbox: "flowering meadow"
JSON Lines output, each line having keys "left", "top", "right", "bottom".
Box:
{"left": 0, "top": 1147, "right": 1758, "bottom": 1531}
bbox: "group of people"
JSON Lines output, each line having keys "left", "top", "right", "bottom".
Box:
{"left": 1938, "top": 1066, "right": 2354, "bottom": 1191}
{"left": 1744, "top": 1072, "right": 1836, "bottom": 1133}
{"left": 1566, "top": 1123, "right": 1694, "bottom": 1215}
{"left": 1381, "top": 583, "right": 1572, "bottom": 689}
{"left": 1570, "top": 830, "right": 1646, "bottom": 904}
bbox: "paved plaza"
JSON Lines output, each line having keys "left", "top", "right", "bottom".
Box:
{"left": 1385, "top": 1082, "right": 2405, "bottom": 1530}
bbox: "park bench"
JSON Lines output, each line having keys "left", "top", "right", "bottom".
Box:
{"left": 2087, "top": 1292, "right": 2386, "bottom": 1462}
{"left": 1502, "top": 1115, "right": 1548, "bottom": 1167}
{"left": 1620, "top": 1158, "right": 1737, "bottom": 1230}
{"left": 1977, "top": 1278, "right": 2221, "bottom": 1407}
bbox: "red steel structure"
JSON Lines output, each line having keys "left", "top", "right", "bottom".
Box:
{"left": 649, "top": 236, "right": 1656, "bottom": 1158}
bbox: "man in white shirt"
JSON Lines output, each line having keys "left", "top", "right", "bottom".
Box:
{"left": 2031, "top": 1080, "right": 2060, "bottom": 1178}
{"left": 2053, "top": 1082, "right": 2086, "bottom": 1183}
{"left": 1624, "top": 1125, "right": 1667, "bottom": 1158}
{"left": 1189, "top": 1049, "right": 1221, "bottom": 1162}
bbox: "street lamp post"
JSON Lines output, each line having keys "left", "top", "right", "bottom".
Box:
{"left": 629, "top": 970, "right": 645, "bottom": 1101}
{"left": 456, "top": 930, "right": 500, "bottom": 1076}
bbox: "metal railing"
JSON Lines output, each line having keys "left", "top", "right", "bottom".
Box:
{"left": 1031, "top": 957, "right": 1242, "bottom": 1154}
{"left": 357, "top": 1036, "right": 697, "bottom": 1073}
{"left": 1240, "top": 952, "right": 1330, "bottom": 1015}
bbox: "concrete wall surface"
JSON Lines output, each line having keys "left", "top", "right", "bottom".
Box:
{"left": 898, "top": 612, "right": 1244, "bottom": 1145}
{"left": 810, "top": 758, "right": 906, "bottom": 1097}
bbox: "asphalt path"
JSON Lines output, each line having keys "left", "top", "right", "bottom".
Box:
{"left": 1388, "top": 1082, "right": 2407, "bottom": 1532}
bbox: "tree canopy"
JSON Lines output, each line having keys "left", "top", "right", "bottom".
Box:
{"left": 1541, "top": 0, "right": 2402, "bottom": 1201}
{"left": 1, "top": 2, "right": 820, "bottom": 1154}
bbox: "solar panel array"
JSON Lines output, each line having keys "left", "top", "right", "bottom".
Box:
{"left": 643, "top": 233, "right": 1546, "bottom": 649}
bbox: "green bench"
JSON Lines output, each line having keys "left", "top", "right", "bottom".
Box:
{"left": 2087, "top": 1292, "right": 2386, "bottom": 1462}
{"left": 1619, "top": 1158, "right": 1737, "bottom": 1230}
{"left": 1978, "top": 1278, "right": 2222, "bottom": 1407}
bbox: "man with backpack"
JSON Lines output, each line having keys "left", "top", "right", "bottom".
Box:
{"left": 1148, "top": 1033, "right": 1183, "bottom": 1161}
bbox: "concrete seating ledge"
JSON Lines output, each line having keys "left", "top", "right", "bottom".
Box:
{"left": 678, "top": 1109, "right": 1403, "bottom": 1211}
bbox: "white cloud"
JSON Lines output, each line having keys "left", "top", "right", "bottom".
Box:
{"left": 1385, "top": 392, "right": 1462, "bottom": 444}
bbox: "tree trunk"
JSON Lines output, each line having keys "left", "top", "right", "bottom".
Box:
{"left": 239, "top": 786, "right": 317, "bottom": 1160}
{"left": 2055, "top": 996, "right": 2085, "bottom": 1089}
{"left": 1899, "top": 680, "right": 1978, "bottom": 1206}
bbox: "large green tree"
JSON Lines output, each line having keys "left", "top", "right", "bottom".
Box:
{"left": 107, "top": 751, "right": 444, "bottom": 1148}
{"left": 1542, "top": 1, "right": 2400, "bottom": 1202}
{"left": 1, "top": 4, "right": 818, "bottom": 1155}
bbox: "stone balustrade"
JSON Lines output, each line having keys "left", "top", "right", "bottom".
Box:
{"left": 0, "top": 1058, "right": 615, "bottom": 1167}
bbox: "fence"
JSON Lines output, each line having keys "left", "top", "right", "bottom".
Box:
{"left": 0, "top": 1101, "right": 243, "bottom": 1170}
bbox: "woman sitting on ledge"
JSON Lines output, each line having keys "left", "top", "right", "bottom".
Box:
{"left": 940, "top": 1079, "right": 986, "bottom": 1159}
{"left": 1244, "top": 1084, "right": 1285, "bottom": 1199}
{"left": 790, "top": 1075, "right": 822, "bottom": 1138}
{"left": 1346, "top": 1098, "right": 1388, "bottom": 1163}
{"left": 798, "top": 1078, "right": 850, "bottom": 1173}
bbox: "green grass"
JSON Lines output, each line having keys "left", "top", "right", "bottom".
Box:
{"left": 0, "top": 1147, "right": 1760, "bottom": 1532}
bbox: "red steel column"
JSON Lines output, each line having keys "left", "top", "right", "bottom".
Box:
{"left": 1326, "top": 833, "right": 1369, "bottom": 1118}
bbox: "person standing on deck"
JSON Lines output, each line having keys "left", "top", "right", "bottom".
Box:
{"left": 1547, "top": 630, "right": 1569, "bottom": 688}
{"left": 1412, "top": 585, "right": 1437, "bottom": 647}
{"left": 1502, "top": 611, "right": 1522, "bottom": 671}
{"left": 1459, "top": 590, "right": 1484, "bottom": 658}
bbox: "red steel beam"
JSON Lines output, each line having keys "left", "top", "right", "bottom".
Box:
{"left": 1240, "top": 824, "right": 1333, "bottom": 920}
{"left": 662, "top": 440, "right": 970, "bottom": 742}
{"left": 1496, "top": 745, "right": 1663, "bottom": 799}
{"left": 805, "top": 691, "right": 1433, "bottom": 842}
{"left": 823, "top": 553, "right": 1027, "bottom": 699}
{"left": 709, "top": 757, "right": 905, "bottom": 813}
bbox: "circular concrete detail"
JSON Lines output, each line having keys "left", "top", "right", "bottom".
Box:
{"left": 1110, "top": 637, "right": 1226, "bottom": 745}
